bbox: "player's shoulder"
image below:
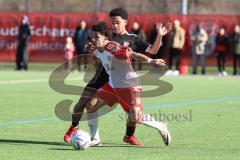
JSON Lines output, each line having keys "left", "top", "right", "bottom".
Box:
{"left": 125, "top": 32, "right": 138, "bottom": 37}
{"left": 124, "top": 32, "right": 140, "bottom": 40}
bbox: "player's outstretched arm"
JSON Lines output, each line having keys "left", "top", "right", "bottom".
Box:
{"left": 131, "top": 51, "right": 166, "bottom": 66}
{"left": 146, "top": 22, "right": 172, "bottom": 55}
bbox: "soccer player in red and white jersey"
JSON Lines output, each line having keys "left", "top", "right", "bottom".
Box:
{"left": 86, "top": 22, "right": 171, "bottom": 146}
{"left": 64, "top": 8, "right": 172, "bottom": 146}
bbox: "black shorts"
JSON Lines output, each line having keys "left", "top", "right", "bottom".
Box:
{"left": 86, "top": 68, "right": 109, "bottom": 91}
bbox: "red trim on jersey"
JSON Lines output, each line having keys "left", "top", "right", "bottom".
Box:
{"left": 104, "top": 42, "right": 119, "bottom": 55}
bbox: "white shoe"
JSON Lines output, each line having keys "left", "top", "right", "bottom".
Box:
{"left": 165, "top": 70, "right": 173, "bottom": 76}
{"left": 173, "top": 70, "right": 179, "bottom": 76}
{"left": 218, "top": 72, "right": 223, "bottom": 76}
{"left": 155, "top": 122, "right": 171, "bottom": 146}
{"left": 222, "top": 71, "right": 228, "bottom": 76}
{"left": 89, "top": 138, "right": 102, "bottom": 147}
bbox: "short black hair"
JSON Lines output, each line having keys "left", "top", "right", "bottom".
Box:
{"left": 92, "top": 22, "right": 110, "bottom": 37}
{"left": 109, "top": 7, "right": 128, "bottom": 20}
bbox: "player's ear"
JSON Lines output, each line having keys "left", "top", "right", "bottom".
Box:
{"left": 123, "top": 19, "right": 128, "bottom": 25}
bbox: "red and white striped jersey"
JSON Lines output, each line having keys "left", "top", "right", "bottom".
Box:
{"left": 93, "top": 41, "right": 141, "bottom": 89}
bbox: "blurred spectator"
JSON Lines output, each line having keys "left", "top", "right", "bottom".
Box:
{"left": 16, "top": 15, "right": 31, "bottom": 71}
{"left": 130, "top": 21, "right": 146, "bottom": 70}
{"left": 215, "top": 27, "right": 229, "bottom": 76}
{"left": 73, "top": 20, "right": 88, "bottom": 71}
{"left": 167, "top": 20, "right": 185, "bottom": 76}
{"left": 231, "top": 24, "right": 240, "bottom": 75}
{"left": 130, "top": 22, "right": 146, "bottom": 40}
{"left": 191, "top": 24, "right": 208, "bottom": 75}
{"left": 64, "top": 37, "right": 75, "bottom": 72}
{"left": 149, "top": 22, "right": 168, "bottom": 59}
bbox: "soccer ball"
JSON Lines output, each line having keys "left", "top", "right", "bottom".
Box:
{"left": 71, "top": 130, "right": 91, "bottom": 150}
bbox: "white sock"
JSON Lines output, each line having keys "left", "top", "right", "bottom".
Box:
{"left": 87, "top": 111, "right": 100, "bottom": 140}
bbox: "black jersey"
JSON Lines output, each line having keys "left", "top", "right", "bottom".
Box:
{"left": 112, "top": 32, "right": 150, "bottom": 53}
{"left": 86, "top": 32, "right": 150, "bottom": 90}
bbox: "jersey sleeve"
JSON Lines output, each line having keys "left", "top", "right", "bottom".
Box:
{"left": 114, "top": 47, "right": 132, "bottom": 60}
{"left": 133, "top": 36, "right": 151, "bottom": 53}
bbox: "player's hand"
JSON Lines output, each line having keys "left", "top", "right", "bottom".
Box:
{"left": 150, "top": 59, "right": 166, "bottom": 66}
{"left": 158, "top": 22, "right": 172, "bottom": 36}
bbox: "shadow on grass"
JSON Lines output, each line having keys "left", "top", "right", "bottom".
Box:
{"left": 0, "top": 139, "right": 68, "bottom": 146}
{"left": 0, "top": 139, "right": 161, "bottom": 149}
{"left": 94, "top": 142, "right": 161, "bottom": 149}
{"left": 49, "top": 145, "right": 160, "bottom": 151}
{"left": 49, "top": 148, "right": 73, "bottom": 151}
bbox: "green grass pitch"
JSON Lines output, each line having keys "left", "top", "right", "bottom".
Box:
{"left": 0, "top": 70, "right": 240, "bottom": 160}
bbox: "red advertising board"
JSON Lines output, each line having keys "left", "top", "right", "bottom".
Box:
{"left": 0, "top": 12, "right": 239, "bottom": 66}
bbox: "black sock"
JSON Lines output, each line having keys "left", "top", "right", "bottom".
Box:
{"left": 126, "top": 126, "right": 136, "bottom": 137}
{"left": 71, "top": 113, "right": 80, "bottom": 127}
{"left": 71, "top": 122, "right": 79, "bottom": 128}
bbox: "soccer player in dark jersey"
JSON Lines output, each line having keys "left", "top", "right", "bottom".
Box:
{"left": 64, "top": 8, "right": 172, "bottom": 146}
{"left": 87, "top": 22, "right": 171, "bottom": 147}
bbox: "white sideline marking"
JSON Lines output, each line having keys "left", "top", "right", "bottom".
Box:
{"left": 0, "top": 77, "right": 82, "bottom": 85}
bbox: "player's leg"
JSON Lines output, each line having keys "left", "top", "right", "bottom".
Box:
{"left": 86, "top": 97, "right": 107, "bottom": 146}
{"left": 118, "top": 89, "right": 143, "bottom": 146}
{"left": 86, "top": 97, "right": 103, "bottom": 145}
{"left": 64, "top": 87, "right": 97, "bottom": 144}
{"left": 86, "top": 83, "right": 118, "bottom": 146}
{"left": 127, "top": 106, "right": 171, "bottom": 146}
{"left": 72, "top": 87, "right": 97, "bottom": 126}
{"left": 123, "top": 107, "right": 143, "bottom": 146}
{"left": 139, "top": 111, "right": 171, "bottom": 146}
{"left": 120, "top": 89, "right": 171, "bottom": 146}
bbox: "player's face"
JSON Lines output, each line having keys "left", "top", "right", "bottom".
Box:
{"left": 89, "top": 31, "right": 106, "bottom": 48}
{"left": 110, "top": 16, "right": 127, "bottom": 35}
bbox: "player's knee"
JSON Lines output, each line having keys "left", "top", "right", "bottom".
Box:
{"left": 86, "top": 102, "right": 94, "bottom": 113}
{"left": 86, "top": 98, "right": 98, "bottom": 113}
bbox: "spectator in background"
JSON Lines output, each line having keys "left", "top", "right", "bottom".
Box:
{"left": 130, "top": 21, "right": 146, "bottom": 70}
{"left": 16, "top": 15, "right": 31, "bottom": 71}
{"left": 130, "top": 22, "right": 146, "bottom": 40}
{"left": 74, "top": 20, "right": 88, "bottom": 71}
{"left": 64, "top": 37, "right": 75, "bottom": 72}
{"left": 215, "top": 27, "right": 229, "bottom": 76}
{"left": 191, "top": 24, "right": 208, "bottom": 75}
{"left": 231, "top": 24, "right": 240, "bottom": 75}
{"left": 149, "top": 22, "right": 168, "bottom": 59}
{"left": 167, "top": 20, "right": 185, "bottom": 76}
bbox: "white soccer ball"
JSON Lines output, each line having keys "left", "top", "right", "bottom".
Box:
{"left": 71, "top": 130, "right": 91, "bottom": 150}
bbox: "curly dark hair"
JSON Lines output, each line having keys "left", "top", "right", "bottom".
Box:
{"left": 92, "top": 22, "right": 112, "bottom": 38}
{"left": 109, "top": 7, "right": 128, "bottom": 20}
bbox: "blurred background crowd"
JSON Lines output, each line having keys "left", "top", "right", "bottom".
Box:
{"left": 0, "top": 0, "right": 240, "bottom": 76}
